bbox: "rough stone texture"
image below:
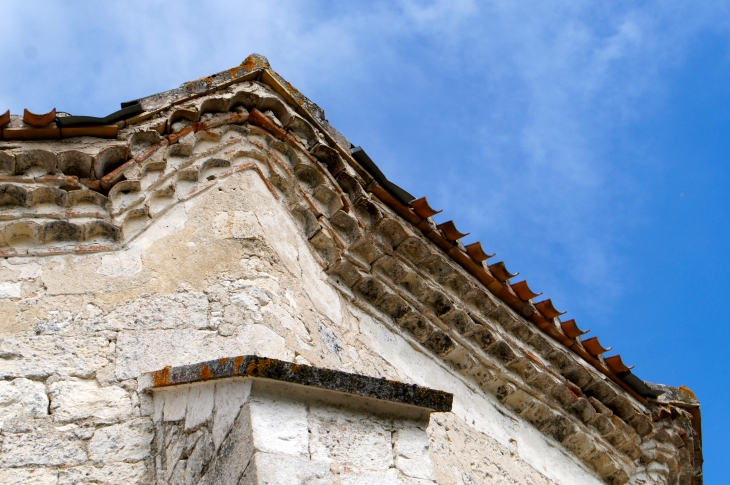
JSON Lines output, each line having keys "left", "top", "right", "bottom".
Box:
{"left": 49, "top": 378, "right": 132, "bottom": 424}
{"left": 151, "top": 379, "right": 437, "bottom": 485}
{"left": 0, "top": 67, "right": 698, "bottom": 484}
{"left": 0, "top": 378, "right": 49, "bottom": 427}
{"left": 88, "top": 418, "right": 154, "bottom": 463}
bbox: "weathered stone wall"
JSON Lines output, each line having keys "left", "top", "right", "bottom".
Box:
{"left": 151, "top": 378, "right": 438, "bottom": 484}
{"left": 0, "top": 72, "right": 699, "bottom": 484}
{"left": 0, "top": 168, "right": 597, "bottom": 484}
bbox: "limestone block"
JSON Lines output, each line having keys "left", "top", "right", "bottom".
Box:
{"left": 393, "top": 426, "right": 435, "bottom": 480}
{"left": 49, "top": 378, "right": 132, "bottom": 424}
{"left": 102, "top": 292, "right": 209, "bottom": 331}
{"left": 185, "top": 383, "right": 215, "bottom": 431}
{"left": 200, "top": 401, "right": 255, "bottom": 485}
{"left": 340, "top": 468, "right": 435, "bottom": 485}
{"left": 58, "top": 463, "right": 148, "bottom": 485}
{"left": 0, "top": 468, "right": 58, "bottom": 485}
{"left": 308, "top": 407, "right": 393, "bottom": 471}
{"left": 0, "top": 424, "right": 87, "bottom": 467}
{"left": 241, "top": 451, "right": 332, "bottom": 485}
{"left": 249, "top": 398, "right": 308, "bottom": 456}
{"left": 88, "top": 418, "right": 154, "bottom": 463}
{"left": 0, "top": 335, "right": 113, "bottom": 379}
{"left": 213, "top": 379, "right": 252, "bottom": 450}
{"left": 115, "top": 325, "right": 294, "bottom": 379}
{"left": 162, "top": 387, "right": 190, "bottom": 422}
{"left": 0, "top": 282, "right": 22, "bottom": 299}
{"left": 0, "top": 377, "right": 49, "bottom": 426}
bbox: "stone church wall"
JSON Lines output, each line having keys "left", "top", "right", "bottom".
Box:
{"left": 0, "top": 168, "right": 599, "bottom": 484}
{"left": 0, "top": 70, "right": 698, "bottom": 484}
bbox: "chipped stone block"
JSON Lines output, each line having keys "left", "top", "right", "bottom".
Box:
{"left": 309, "top": 227, "right": 338, "bottom": 265}
{"left": 375, "top": 292, "right": 413, "bottom": 322}
{"left": 241, "top": 451, "right": 332, "bottom": 485}
{"left": 0, "top": 335, "right": 113, "bottom": 379}
{"left": 628, "top": 413, "right": 654, "bottom": 437}
{"left": 551, "top": 381, "right": 579, "bottom": 408}
{"left": 424, "top": 331, "right": 455, "bottom": 357}
{"left": 563, "top": 363, "right": 594, "bottom": 389}
{"left": 350, "top": 235, "right": 386, "bottom": 265}
{"left": 186, "top": 383, "right": 215, "bottom": 431}
{"left": 393, "top": 426, "right": 435, "bottom": 480}
{"left": 543, "top": 413, "right": 578, "bottom": 443}
{"left": 58, "top": 463, "right": 148, "bottom": 485}
{"left": 0, "top": 423, "right": 87, "bottom": 467}
{"left": 569, "top": 398, "right": 597, "bottom": 423}
{"left": 563, "top": 427, "right": 598, "bottom": 460}
{"left": 441, "top": 309, "right": 476, "bottom": 335}
{"left": 487, "top": 340, "right": 518, "bottom": 365}
{"left": 49, "top": 378, "right": 132, "bottom": 424}
{"left": 375, "top": 218, "right": 409, "bottom": 248}
{"left": 0, "top": 467, "right": 58, "bottom": 485}
{"left": 249, "top": 398, "right": 308, "bottom": 456}
{"left": 397, "top": 237, "right": 432, "bottom": 264}
{"left": 0, "top": 378, "right": 49, "bottom": 426}
{"left": 353, "top": 196, "right": 384, "bottom": 228}
{"left": 308, "top": 406, "right": 392, "bottom": 470}
{"left": 421, "top": 289, "right": 454, "bottom": 316}
{"left": 212, "top": 379, "right": 252, "bottom": 451}
{"left": 399, "top": 272, "right": 430, "bottom": 300}
{"left": 326, "top": 259, "right": 365, "bottom": 288}
{"left": 102, "top": 291, "right": 210, "bottom": 331}
{"left": 584, "top": 379, "right": 619, "bottom": 403}
{"left": 89, "top": 418, "right": 154, "bottom": 463}
{"left": 470, "top": 326, "right": 496, "bottom": 351}
{"left": 503, "top": 388, "right": 536, "bottom": 414}
{"left": 329, "top": 209, "right": 360, "bottom": 243}
{"left": 520, "top": 400, "right": 556, "bottom": 430}
{"left": 354, "top": 277, "right": 387, "bottom": 304}
{"left": 400, "top": 313, "right": 437, "bottom": 343}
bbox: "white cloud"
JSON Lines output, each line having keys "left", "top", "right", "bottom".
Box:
{"left": 1, "top": 0, "right": 727, "bottom": 320}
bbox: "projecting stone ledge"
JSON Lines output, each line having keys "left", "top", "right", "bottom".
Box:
{"left": 139, "top": 354, "right": 453, "bottom": 413}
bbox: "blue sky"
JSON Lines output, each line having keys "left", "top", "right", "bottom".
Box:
{"left": 1, "top": 1, "right": 727, "bottom": 478}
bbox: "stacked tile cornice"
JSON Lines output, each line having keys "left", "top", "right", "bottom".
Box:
{"left": 0, "top": 55, "right": 701, "bottom": 484}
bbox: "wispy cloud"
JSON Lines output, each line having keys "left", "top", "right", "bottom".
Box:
{"left": 1, "top": 0, "right": 727, "bottom": 322}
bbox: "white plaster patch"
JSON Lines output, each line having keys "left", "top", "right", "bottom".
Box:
{"left": 98, "top": 203, "right": 188, "bottom": 277}
{"left": 0, "top": 282, "right": 21, "bottom": 299}
{"left": 1, "top": 259, "right": 42, "bottom": 280}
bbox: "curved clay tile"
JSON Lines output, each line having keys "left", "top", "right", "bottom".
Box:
{"left": 560, "top": 319, "right": 589, "bottom": 338}
{"left": 0, "top": 110, "right": 9, "bottom": 128}
{"left": 534, "top": 299, "right": 565, "bottom": 319}
{"left": 582, "top": 336, "right": 612, "bottom": 357}
{"left": 465, "top": 241, "right": 494, "bottom": 263}
{"left": 605, "top": 355, "right": 633, "bottom": 374}
{"left": 23, "top": 108, "right": 56, "bottom": 127}
{"left": 511, "top": 280, "right": 542, "bottom": 301}
{"left": 436, "top": 220, "right": 470, "bottom": 242}
{"left": 410, "top": 197, "right": 442, "bottom": 218}
{"left": 488, "top": 261, "right": 519, "bottom": 282}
